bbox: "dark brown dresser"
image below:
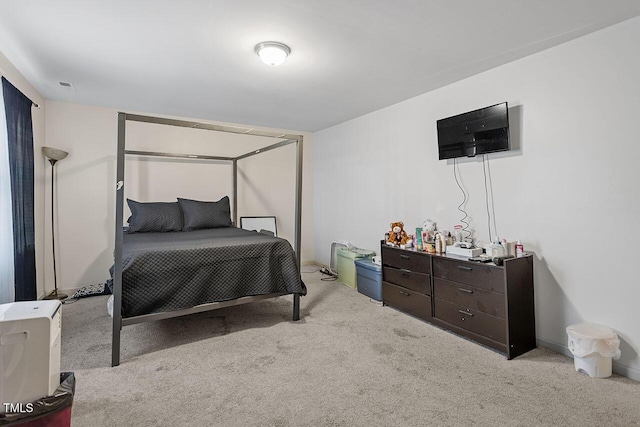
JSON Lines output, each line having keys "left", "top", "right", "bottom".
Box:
{"left": 381, "top": 243, "right": 535, "bottom": 359}
{"left": 381, "top": 247, "right": 432, "bottom": 321}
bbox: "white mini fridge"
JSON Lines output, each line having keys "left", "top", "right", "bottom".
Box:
{"left": 0, "top": 300, "right": 62, "bottom": 405}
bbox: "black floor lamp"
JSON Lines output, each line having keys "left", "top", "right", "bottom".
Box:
{"left": 42, "top": 146, "right": 69, "bottom": 300}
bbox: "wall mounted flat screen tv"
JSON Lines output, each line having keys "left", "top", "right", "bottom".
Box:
{"left": 437, "top": 102, "right": 510, "bottom": 160}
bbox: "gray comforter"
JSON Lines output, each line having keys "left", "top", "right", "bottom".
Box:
{"left": 109, "top": 227, "right": 306, "bottom": 318}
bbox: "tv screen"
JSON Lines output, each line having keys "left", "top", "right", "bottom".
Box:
{"left": 437, "top": 102, "right": 510, "bottom": 160}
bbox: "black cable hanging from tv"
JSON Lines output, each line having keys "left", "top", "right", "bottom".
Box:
{"left": 482, "top": 155, "right": 493, "bottom": 242}
{"left": 453, "top": 158, "right": 471, "bottom": 242}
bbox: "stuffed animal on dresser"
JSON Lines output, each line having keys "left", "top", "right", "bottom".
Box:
{"left": 422, "top": 218, "right": 437, "bottom": 242}
{"left": 387, "top": 221, "right": 409, "bottom": 246}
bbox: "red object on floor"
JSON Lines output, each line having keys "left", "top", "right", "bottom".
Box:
{"left": 0, "top": 372, "right": 75, "bottom": 427}
{"left": 18, "top": 406, "right": 72, "bottom": 427}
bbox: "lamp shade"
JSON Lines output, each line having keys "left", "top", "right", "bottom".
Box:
{"left": 42, "top": 146, "right": 69, "bottom": 161}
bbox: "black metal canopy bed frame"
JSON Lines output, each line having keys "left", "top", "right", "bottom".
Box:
{"left": 112, "top": 112, "right": 303, "bottom": 366}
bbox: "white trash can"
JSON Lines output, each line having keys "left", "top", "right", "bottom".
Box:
{"left": 566, "top": 323, "right": 621, "bottom": 378}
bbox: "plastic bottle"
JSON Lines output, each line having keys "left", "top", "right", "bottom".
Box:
{"left": 415, "top": 228, "right": 423, "bottom": 251}
{"left": 453, "top": 224, "right": 463, "bottom": 243}
{"left": 435, "top": 233, "right": 442, "bottom": 253}
{"left": 489, "top": 240, "right": 505, "bottom": 257}
{"left": 515, "top": 240, "right": 524, "bottom": 258}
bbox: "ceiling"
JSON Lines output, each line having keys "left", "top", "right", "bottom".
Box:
{"left": 1, "top": 1, "right": 639, "bottom": 132}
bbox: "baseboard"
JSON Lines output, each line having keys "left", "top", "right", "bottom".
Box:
{"left": 38, "top": 288, "right": 81, "bottom": 300}
{"left": 537, "top": 337, "right": 640, "bottom": 382}
{"left": 305, "top": 261, "right": 332, "bottom": 270}
{"left": 536, "top": 337, "right": 573, "bottom": 358}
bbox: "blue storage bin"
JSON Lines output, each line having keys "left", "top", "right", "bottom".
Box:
{"left": 354, "top": 259, "right": 383, "bottom": 301}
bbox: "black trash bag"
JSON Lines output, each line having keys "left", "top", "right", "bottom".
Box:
{"left": 0, "top": 372, "right": 75, "bottom": 426}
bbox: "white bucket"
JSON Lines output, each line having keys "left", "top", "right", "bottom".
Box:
{"left": 573, "top": 353, "right": 612, "bottom": 378}
{"left": 566, "top": 323, "right": 621, "bottom": 379}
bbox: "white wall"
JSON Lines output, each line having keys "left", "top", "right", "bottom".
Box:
{"left": 0, "top": 50, "right": 46, "bottom": 298}
{"left": 44, "top": 101, "right": 314, "bottom": 294}
{"left": 237, "top": 142, "right": 302, "bottom": 246}
{"left": 313, "top": 16, "right": 640, "bottom": 379}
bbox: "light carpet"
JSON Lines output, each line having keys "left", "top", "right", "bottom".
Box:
{"left": 61, "top": 270, "right": 640, "bottom": 426}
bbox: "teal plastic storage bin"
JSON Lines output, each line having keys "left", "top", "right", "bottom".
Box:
{"left": 354, "top": 259, "right": 383, "bottom": 301}
{"left": 337, "top": 248, "right": 374, "bottom": 288}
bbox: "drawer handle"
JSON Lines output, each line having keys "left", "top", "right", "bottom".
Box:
{"left": 458, "top": 309, "right": 474, "bottom": 317}
{"left": 400, "top": 255, "right": 410, "bottom": 260}
{"left": 399, "top": 291, "right": 410, "bottom": 297}
{"left": 457, "top": 265, "right": 473, "bottom": 272}
{"left": 458, "top": 288, "right": 473, "bottom": 294}
{"left": 401, "top": 272, "right": 411, "bottom": 278}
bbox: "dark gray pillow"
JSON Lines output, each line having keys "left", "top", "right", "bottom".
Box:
{"left": 127, "top": 199, "right": 183, "bottom": 233}
{"left": 178, "top": 196, "right": 232, "bottom": 231}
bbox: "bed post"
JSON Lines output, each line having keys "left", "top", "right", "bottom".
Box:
{"left": 232, "top": 159, "right": 238, "bottom": 226}
{"left": 112, "top": 112, "right": 126, "bottom": 367}
{"left": 293, "top": 294, "right": 300, "bottom": 321}
{"left": 293, "top": 135, "right": 303, "bottom": 321}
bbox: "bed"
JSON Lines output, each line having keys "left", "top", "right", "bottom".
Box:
{"left": 111, "top": 112, "right": 304, "bottom": 366}
{"left": 109, "top": 227, "right": 306, "bottom": 319}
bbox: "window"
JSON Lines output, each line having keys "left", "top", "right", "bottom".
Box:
{"left": 0, "top": 82, "right": 15, "bottom": 303}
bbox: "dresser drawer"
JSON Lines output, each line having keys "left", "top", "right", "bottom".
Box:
{"left": 383, "top": 281, "right": 431, "bottom": 321}
{"left": 433, "top": 257, "right": 504, "bottom": 293}
{"left": 381, "top": 246, "right": 431, "bottom": 274}
{"left": 383, "top": 267, "right": 430, "bottom": 295}
{"left": 433, "top": 278, "right": 505, "bottom": 318}
{"left": 434, "top": 298, "right": 506, "bottom": 344}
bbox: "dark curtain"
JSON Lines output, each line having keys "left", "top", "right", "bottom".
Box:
{"left": 2, "top": 77, "right": 36, "bottom": 301}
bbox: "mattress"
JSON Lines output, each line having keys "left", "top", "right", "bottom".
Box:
{"left": 108, "top": 227, "right": 306, "bottom": 318}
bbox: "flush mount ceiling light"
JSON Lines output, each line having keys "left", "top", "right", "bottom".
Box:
{"left": 255, "top": 41, "right": 291, "bottom": 66}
